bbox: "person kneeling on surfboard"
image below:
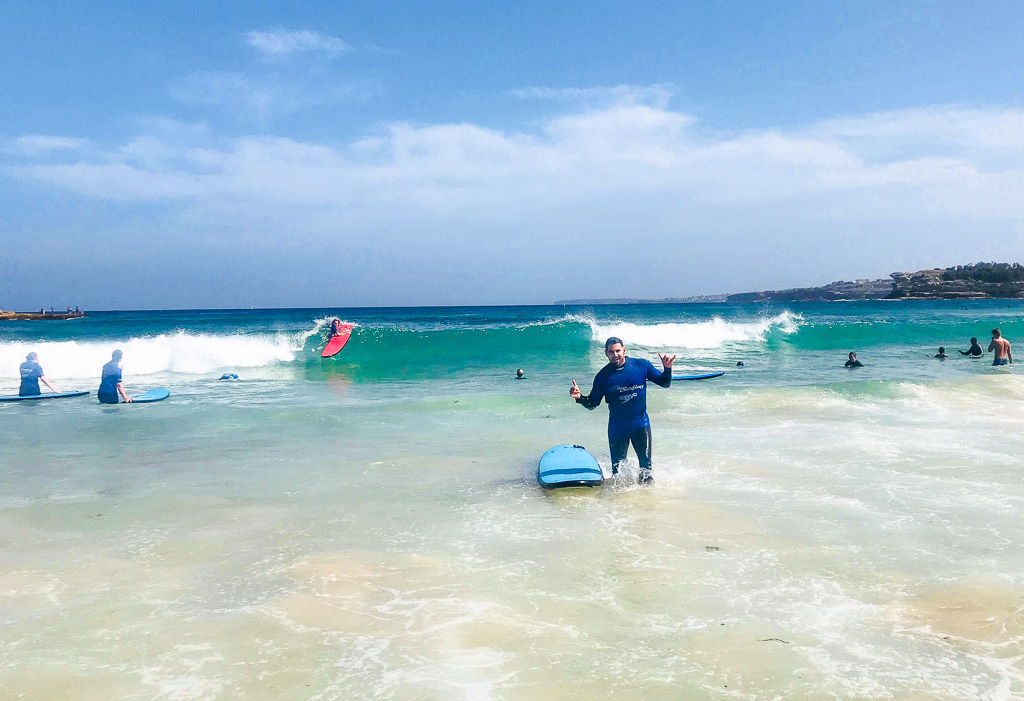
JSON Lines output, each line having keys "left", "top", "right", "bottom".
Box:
{"left": 19, "top": 352, "right": 60, "bottom": 396}
{"left": 326, "top": 319, "right": 342, "bottom": 340}
{"left": 569, "top": 337, "right": 674, "bottom": 484}
{"left": 98, "top": 350, "right": 132, "bottom": 404}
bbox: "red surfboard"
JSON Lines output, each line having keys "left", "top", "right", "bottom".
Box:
{"left": 321, "top": 324, "right": 353, "bottom": 358}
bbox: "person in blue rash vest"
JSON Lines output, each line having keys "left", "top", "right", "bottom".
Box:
{"left": 19, "top": 352, "right": 59, "bottom": 396}
{"left": 570, "top": 337, "right": 675, "bottom": 484}
{"left": 98, "top": 350, "right": 131, "bottom": 404}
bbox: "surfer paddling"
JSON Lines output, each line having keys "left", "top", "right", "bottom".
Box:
{"left": 569, "top": 337, "right": 673, "bottom": 484}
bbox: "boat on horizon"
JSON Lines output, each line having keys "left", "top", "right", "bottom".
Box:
{"left": 0, "top": 308, "right": 86, "bottom": 321}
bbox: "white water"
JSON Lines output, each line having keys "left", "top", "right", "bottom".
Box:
{"left": 589, "top": 311, "right": 800, "bottom": 348}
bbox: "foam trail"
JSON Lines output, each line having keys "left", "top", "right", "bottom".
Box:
{"left": 590, "top": 312, "right": 799, "bottom": 349}
{"left": 0, "top": 331, "right": 300, "bottom": 380}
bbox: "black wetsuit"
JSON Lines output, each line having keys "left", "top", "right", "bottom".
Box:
{"left": 960, "top": 343, "right": 983, "bottom": 357}
{"left": 844, "top": 359, "right": 864, "bottom": 368}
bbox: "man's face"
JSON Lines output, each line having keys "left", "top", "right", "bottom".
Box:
{"left": 605, "top": 343, "right": 626, "bottom": 367}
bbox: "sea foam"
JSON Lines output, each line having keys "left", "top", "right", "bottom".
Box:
{"left": 589, "top": 311, "right": 799, "bottom": 349}
{"left": 0, "top": 331, "right": 301, "bottom": 380}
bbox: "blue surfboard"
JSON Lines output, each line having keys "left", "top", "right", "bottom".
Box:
{"left": 130, "top": 388, "right": 170, "bottom": 403}
{"left": 675, "top": 372, "right": 724, "bottom": 381}
{"left": 538, "top": 444, "right": 604, "bottom": 489}
{"left": 0, "top": 391, "right": 90, "bottom": 402}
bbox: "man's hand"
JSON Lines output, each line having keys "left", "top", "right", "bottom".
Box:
{"left": 658, "top": 353, "right": 675, "bottom": 369}
{"left": 569, "top": 379, "right": 582, "bottom": 399}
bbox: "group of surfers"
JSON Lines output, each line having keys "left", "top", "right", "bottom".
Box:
{"left": 844, "top": 328, "right": 1012, "bottom": 367}
{"left": 18, "top": 350, "right": 132, "bottom": 403}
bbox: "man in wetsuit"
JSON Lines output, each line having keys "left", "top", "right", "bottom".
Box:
{"left": 988, "top": 328, "right": 1012, "bottom": 366}
{"left": 19, "top": 352, "right": 59, "bottom": 396}
{"left": 844, "top": 352, "right": 864, "bottom": 368}
{"left": 98, "top": 350, "right": 132, "bottom": 403}
{"left": 569, "top": 337, "right": 674, "bottom": 484}
{"left": 959, "top": 337, "right": 984, "bottom": 357}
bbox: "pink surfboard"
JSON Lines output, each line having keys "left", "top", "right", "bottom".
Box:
{"left": 321, "top": 324, "right": 353, "bottom": 358}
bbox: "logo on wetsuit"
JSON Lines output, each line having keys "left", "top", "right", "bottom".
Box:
{"left": 615, "top": 384, "right": 644, "bottom": 403}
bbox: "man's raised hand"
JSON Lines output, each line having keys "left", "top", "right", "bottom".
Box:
{"left": 658, "top": 353, "right": 675, "bottom": 369}
{"left": 569, "top": 379, "right": 582, "bottom": 399}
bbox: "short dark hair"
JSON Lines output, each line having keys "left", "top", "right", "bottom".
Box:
{"left": 992, "top": 328, "right": 1001, "bottom": 336}
{"left": 604, "top": 337, "right": 623, "bottom": 350}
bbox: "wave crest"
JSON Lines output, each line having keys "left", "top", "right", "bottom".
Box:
{"left": 589, "top": 312, "right": 799, "bottom": 349}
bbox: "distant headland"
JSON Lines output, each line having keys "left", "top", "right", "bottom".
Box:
{"left": 556, "top": 262, "right": 1024, "bottom": 304}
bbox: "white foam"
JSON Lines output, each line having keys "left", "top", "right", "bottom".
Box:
{"left": 589, "top": 311, "right": 799, "bottom": 349}
{"left": 0, "top": 331, "right": 301, "bottom": 380}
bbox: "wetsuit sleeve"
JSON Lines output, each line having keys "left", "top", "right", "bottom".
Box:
{"left": 576, "top": 371, "right": 605, "bottom": 410}
{"left": 645, "top": 359, "right": 671, "bottom": 387}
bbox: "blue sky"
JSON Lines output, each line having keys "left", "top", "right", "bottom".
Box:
{"left": 2, "top": 1, "right": 1023, "bottom": 308}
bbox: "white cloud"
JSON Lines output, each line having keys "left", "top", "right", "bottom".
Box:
{"left": 7, "top": 135, "right": 88, "bottom": 154}
{"left": 245, "top": 29, "right": 348, "bottom": 57}
{"left": 511, "top": 84, "right": 675, "bottom": 109}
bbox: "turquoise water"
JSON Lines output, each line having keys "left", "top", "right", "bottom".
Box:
{"left": 2, "top": 301, "right": 1023, "bottom": 699}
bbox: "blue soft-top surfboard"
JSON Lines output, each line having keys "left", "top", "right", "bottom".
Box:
{"left": 538, "top": 444, "right": 604, "bottom": 489}
{"left": 130, "top": 388, "right": 170, "bottom": 403}
{"left": 675, "top": 372, "right": 724, "bottom": 381}
{"left": 0, "top": 391, "right": 90, "bottom": 402}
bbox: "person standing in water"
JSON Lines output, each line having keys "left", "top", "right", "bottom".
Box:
{"left": 933, "top": 347, "right": 949, "bottom": 359}
{"left": 844, "top": 352, "right": 864, "bottom": 368}
{"left": 98, "top": 350, "right": 131, "bottom": 403}
{"left": 988, "top": 328, "right": 1012, "bottom": 366}
{"left": 569, "top": 337, "right": 674, "bottom": 484}
{"left": 19, "top": 352, "right": 59, "bottom": 396}
{"left": 959, "top": 337, "right": 984, "bottom": 357}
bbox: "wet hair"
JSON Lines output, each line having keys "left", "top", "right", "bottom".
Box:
{"left": 111, "top": 349, "right": 123, "bottom": 362}
{"left": 938, "top": 347, "right": 945, "bottom": 353}
{"left": 992, "top": 328, "right": 1001, "bottom": 337}
{"left": 25, "top": 351, "right": 38, "bottom": 361}
{"left": 970, "top": 337, "right": 978, "bottom": 344}
{"left": 604, "top": 337, "right": 624, "bottom": 350}
{"left": 516, "top": 369, "right": 524, "bottom": 377}
{"left": 848, "top": 351, "right": 856, "bottom": 358}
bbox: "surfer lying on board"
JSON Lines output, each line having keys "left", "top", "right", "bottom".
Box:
{"left": 569, "top": 337, "right": 674, "bottom": 484}
{"left": 19, "top": 352, "right": 59, "bottom": 396}
{"left": 98, "top": 350, "right": 131, "bottom": 403}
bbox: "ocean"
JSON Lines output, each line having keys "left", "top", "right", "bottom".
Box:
{"left": 2, "top": 301, "right": 1023, "bottom": 699}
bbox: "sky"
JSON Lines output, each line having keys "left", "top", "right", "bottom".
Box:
{"left": 2, "top": 0, "right": 1023, "bottom": 309}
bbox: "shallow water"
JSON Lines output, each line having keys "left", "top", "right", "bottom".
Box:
{"left": 2, "top": 302, "right": 1023, "bottom": 699}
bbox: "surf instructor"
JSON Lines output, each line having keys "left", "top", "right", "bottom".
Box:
{"left": 569, "top": 337, "right": 674, "bottom": 484}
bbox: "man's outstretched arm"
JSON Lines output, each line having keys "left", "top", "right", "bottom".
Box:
{"left": 570, "top": 377, "right": 604, "bottom": 409}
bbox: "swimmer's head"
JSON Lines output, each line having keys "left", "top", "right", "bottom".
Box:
{"left": 516, "top": 369, "right": 524, "bottom": 378}
{"left": 736, "top": 361, "right": 744, "bottom": 367}
{"left": 848, "top": 352, "right": 857, "bottom": 360}
{"left": 938, "top": 347, "right": 945, "bottom": 353}
{"left": 970, "top": 337, "right": 978, "bottom": 344}
{"left": 992, "top": 328, "right": 1002, "bottom": 338}
{"left": 25, "top": 351, "right": 37, "bottom": 362}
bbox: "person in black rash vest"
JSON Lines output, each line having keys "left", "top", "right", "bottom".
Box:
{"left": 19, "top": 352, "right": 59, "bottom": 396}
{"left": 98, "top": 350, "right": 131, "bottom": 403}
{"left": 959, "top": 337, "right": 984, "bottom": 357}
{"left": 570, "top": 337, "right": 674, "bottom": 484}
